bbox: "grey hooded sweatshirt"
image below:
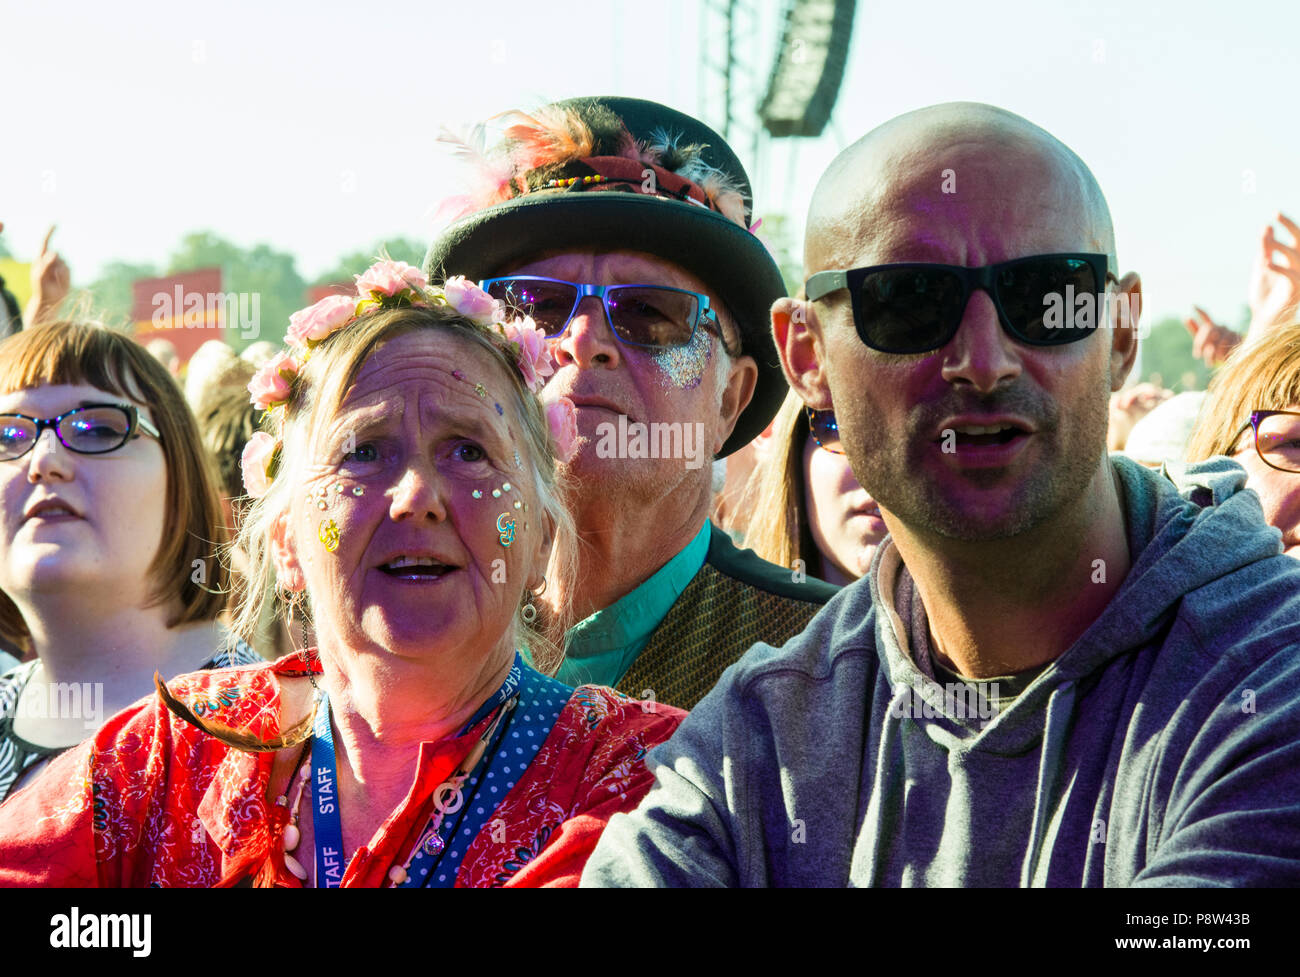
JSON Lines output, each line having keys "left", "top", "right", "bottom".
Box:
{"left": 582, "top": 455, "right": 1300, "bottom": 886}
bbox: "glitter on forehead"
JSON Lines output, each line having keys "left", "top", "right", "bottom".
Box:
{"left": 651, "top": 321, "right": 713, "bottom": 390}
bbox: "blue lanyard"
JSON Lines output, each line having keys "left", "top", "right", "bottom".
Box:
{"left": 310, "top": 692, "right": 348, "bottom": 888}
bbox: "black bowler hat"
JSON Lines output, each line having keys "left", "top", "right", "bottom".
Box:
{"left": 422, "top": 96, "right": 788, "bottom": 457}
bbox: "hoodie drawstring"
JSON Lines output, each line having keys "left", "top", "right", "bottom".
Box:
{"left": 1019, "top": 680, "right": 1077, "bottom": 886}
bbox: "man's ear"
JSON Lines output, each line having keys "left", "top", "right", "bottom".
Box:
{"left": 714, "top": 353, "right": 758, "bottom": 454}
{"left": 1109, "top": 272, "right": 1142, "bottom": 391}
{"left": 270, "top": 509, "right": 306, "bottom": 593}
{"left": 772, "top": 296, "right": 832, "bottom": 410}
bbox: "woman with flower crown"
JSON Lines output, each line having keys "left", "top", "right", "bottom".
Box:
{"left": 0, "top": 260, "right": 684, "bottom": 888}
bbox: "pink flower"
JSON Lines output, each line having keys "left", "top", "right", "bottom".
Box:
{"left": 443, "top": 276, "right": 504, "bottom": 326}
{"left": 240, "top": 432, "right": 277, "bottom": 498}
{"left": 503, "top": 315, "right": 555, "bottom": 392}
{"left": 247, "top": 351, "right": 299, "bottom": 411}
{"left": 355, "top": 259, "right": 428, "bottom": 298}
{"left": 546, "top": 397, "right": 579, "bottom": 463}
{"left": 287, "top": 294, "right": 355, "bottom": 348}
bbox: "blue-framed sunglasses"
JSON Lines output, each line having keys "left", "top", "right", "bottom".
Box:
{"left": 805, "top": 253, "right": 1119, "bottom": 354}
{"left": 480, "top": 276, "right": 729, "bottom": 351}
{"left": 0, "top": 403, "right": 161, "bottom": 461}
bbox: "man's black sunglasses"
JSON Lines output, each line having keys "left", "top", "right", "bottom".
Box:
{"left": 805, "top": 253, "right": 1119, "bottom": 355}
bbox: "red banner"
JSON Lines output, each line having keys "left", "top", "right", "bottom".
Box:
{"left": 131, "top": 267, "right": 224, "bottom": 366}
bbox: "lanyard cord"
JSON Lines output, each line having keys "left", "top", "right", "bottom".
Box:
{"left": 392, "top": 694, "right": 518, "bottom": 888}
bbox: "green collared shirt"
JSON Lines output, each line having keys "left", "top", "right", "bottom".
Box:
{"left": 549, "top": 521, "right": 713, "bottom": 690}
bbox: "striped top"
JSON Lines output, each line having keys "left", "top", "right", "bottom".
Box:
{"left": 0, "top": 635, "right": 262, "bottom": 804}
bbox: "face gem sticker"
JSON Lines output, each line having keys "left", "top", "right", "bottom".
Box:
{"left": 318, "top": 519, "right": 341, "bottom": 552}
{"left": 496, "top": 513, "right": 517, "bottom": 547}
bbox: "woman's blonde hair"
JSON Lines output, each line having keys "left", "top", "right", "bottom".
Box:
{"left": 231, "top": 302, "right": 575, "bottom": 673}
{"left": 735, "top": 389, "right": 819, "bottom": 574}
{"left": 0, "top": 321, "right": 229, "bottom": 650}
{"left": 1185, "top": 324, "right": 1300, "bottom": 462}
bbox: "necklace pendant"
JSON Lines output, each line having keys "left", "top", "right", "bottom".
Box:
{"left": 283, "top": 823, "right": 301, "bottom": 852}
{"left": 421, "top": 832, "right": 445, "bottom": 857}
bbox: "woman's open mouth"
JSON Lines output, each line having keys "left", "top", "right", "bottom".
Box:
{"left": 378, "top": 556, "right": 459, "bottom": 581}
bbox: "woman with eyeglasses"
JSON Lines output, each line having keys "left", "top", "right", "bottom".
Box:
{"left": 0, "top": 321, "right": 261, "bottom": 803}
{"left": 738, "top": 389, "right": 888, "bottom": 585}
{"left": 1185, "top": 323, "right": 1300, "bottom": 558}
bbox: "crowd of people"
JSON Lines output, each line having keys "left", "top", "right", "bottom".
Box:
{"left": 0, "top": 95, "right": 1296, "bottom": 887}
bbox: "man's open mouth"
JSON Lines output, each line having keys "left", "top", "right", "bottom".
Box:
{"left": 949, "top": 424, "right": 1026, "bottom": 447}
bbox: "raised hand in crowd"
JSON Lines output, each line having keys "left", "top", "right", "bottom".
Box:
{"left": 24, "top": 226, "right": 71, "bottom": 327}
{"left": 1246, "top": 212, "right": 1300, "bottom": 337}
{"left": 1183, "top": 305, "right": 1240, "bottom": 368}
{"left": 1187, "top": 213, "right": 1300, "bottom": 367}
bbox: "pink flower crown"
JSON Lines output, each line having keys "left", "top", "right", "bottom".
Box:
{"left": 241, "top": 259, "right": 576, "bottom": 498}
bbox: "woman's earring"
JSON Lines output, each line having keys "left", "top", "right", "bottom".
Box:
{"left": 521, "top": 575, "right": 546, "bottom": 625}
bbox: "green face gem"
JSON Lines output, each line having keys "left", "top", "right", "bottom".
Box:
{"left": 492, "top": 489, "right": 502, "bottom": 498}
{"left": 474, "top": 383, "right": 487, "bottom": 398}
{"left": 513, "top": 501, "right": 522, "bottom": 509}
{"left": 352, "top": 486, "right": 364, "bottom": 496}
{"left": 502, "top": 483, "right": 512, "bottom": 492}
{"left": 472, "top": 490, "right": 483, "bottom": 499}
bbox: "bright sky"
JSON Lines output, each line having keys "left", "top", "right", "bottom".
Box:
{"left": 1, "top": 0, "right": 1295, "bottom": 327}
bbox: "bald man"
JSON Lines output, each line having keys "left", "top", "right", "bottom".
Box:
{"left": 583, "top": 103, "right": 1300, "bottom": 887}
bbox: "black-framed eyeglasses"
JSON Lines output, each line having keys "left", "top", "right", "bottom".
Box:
{"left": 0, "top": 404, "right": 162, "bottom": 461}
{"left": 1235, "top": 410, "right": 1300, "bottom": 474}
{"left": 805, "top": 253, "right": 1120, "bottom": 354}
{"left": 806, "top": 407, "right": 844, "bottom": 455}
{"left": 480, "top": 276, "right": 734, "bottom": 353}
